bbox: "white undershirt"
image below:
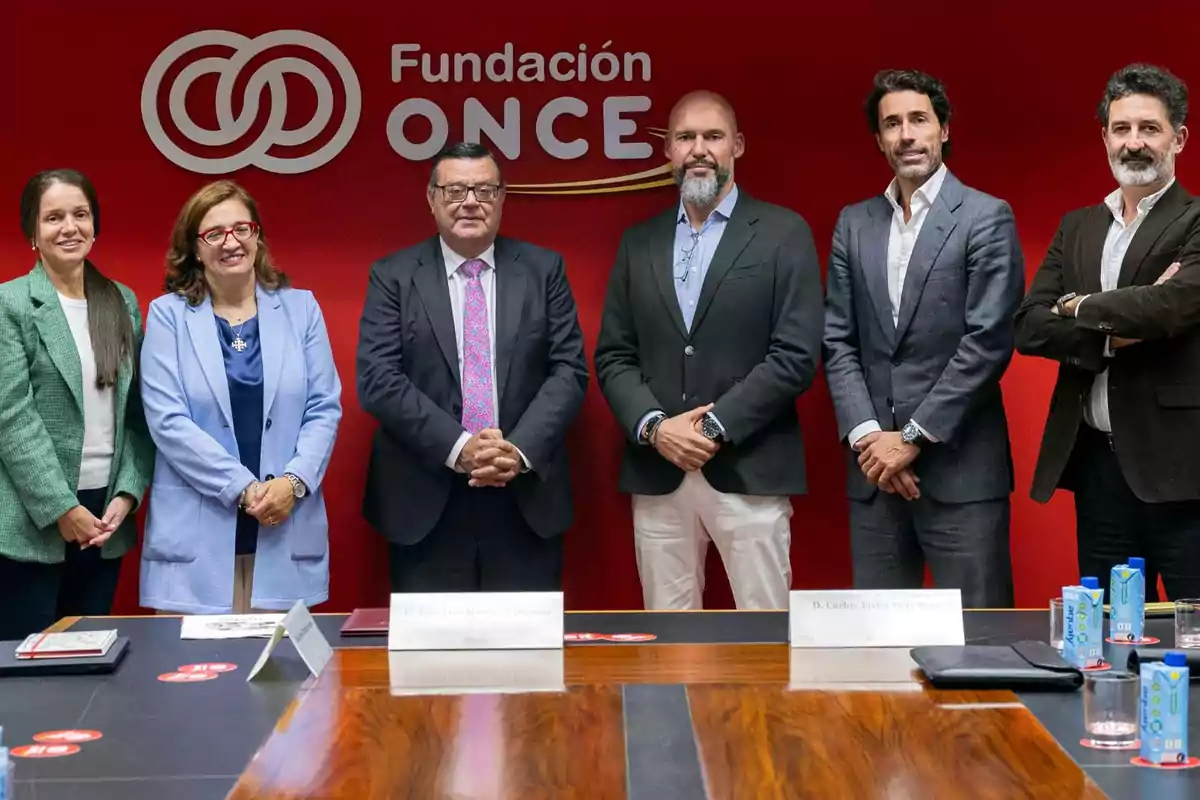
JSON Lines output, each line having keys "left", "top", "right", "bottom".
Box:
{"left": 58, "top": 293, "right": 115, "bottom": 490}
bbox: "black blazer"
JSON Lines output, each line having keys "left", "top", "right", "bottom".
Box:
{"left": 356, "top": 235, "right": 588, "bottom": 545}
{"left": 1014, "top": 180, "right": 1200, "bottom": 504}
{"left": 593, "top": 191, "right": 824, "bottom": 496}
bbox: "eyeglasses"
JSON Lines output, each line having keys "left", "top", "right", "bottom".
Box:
{"left": 198, "top": 221, "right": 260, "bottom": 247}
{"left": 674, "top": 231, "right": 701, "bottom": 285}
{"left": 433, "top": 183, "right": 502, "bottom": 203}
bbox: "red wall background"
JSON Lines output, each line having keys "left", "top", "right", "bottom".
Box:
{"left": 2, "top": 6, "right": 1196, "bottom": 612}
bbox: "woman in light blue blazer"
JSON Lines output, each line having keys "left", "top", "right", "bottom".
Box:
{"left": 139, "top": 180, "right": 342, "bottom": 614}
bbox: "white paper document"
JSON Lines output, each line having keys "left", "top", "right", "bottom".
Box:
{"left": 246, "top": 601, "right": 333, "bottom": 680}
{"left": 180, "top": 613, "right": 285, "bottom": 640}
{"left": 788, "top": 589, "right": 965, "bottom": 648}
{"left": 388, "top": 591, "right": 564, "bottom": 651}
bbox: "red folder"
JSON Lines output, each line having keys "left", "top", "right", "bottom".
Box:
{"left": 339, "top": 608, "right": 389, "bottom": 636}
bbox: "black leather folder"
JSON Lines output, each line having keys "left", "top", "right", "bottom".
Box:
{"left": 1127, "top": 647, "right": 1200, "bottom": 676}
{"left": 910, "top": 640, "right": 1083, "bottom": 691}
{"left": 0, "top": 637, "right": 130, "bottom": 677}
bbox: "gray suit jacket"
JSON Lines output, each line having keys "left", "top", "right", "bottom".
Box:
{"left": 822, "top": 170, "right": 1024, "bottom": 503}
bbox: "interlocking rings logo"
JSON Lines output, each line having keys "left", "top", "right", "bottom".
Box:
{"left": 141, "top": 30, "right": 361, "bottom": 174}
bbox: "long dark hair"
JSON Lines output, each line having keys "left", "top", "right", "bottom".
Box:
{"left": 20, "top": 169, "right": 134, "bottom": 388}
{"left": 164, "top": 180, "right": 289, "bottom": 306}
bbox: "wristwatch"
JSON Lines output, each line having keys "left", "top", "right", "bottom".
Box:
{"left": 1055, "top": 292, "right": 1078, "bottom": 317}
{"left": 284, "top": 473, "right": 307, "bottom": 499}
{"left": 701, "top": 412, "right": 724, "bottom": 441}
{"left": 900, "top": 420, "right": 927, "bottom": 446}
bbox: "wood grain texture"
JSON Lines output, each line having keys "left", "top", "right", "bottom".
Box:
{"left": 229, "top": 671, "right": 625, "bottom": 800}
{"left": 688, "top": 686, "right": 1109, "bottom": 800}
{"left": 230, "top": 646, "right": 1107, "bottom": 799}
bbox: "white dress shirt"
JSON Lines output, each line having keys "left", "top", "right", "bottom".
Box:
{"left": 440, "top": 238, "right": 530, "bottom": 472}
{"left": 1080, "top": 178, "right": 1175, "bottom": 433}
{"left": 58, "top": 292, "right": 116, "bottom": 490}
{"left": 848, "top": 163, "right": 947, "bottom": 449}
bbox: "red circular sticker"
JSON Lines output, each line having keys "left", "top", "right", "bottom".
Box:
{"left": 1106, "top": 636, "right": 1162, "bottom": 645}
{"left": 1131, "top": 756, "right": 1200, "bottom": 769}
{"left": 604, "top": 633, "right": 658, "bottom": 642}
{"left": 158, "top": 670, "right": 219, "bottom": 683}
{"left": 564, "top": 632, "right": 606, "bottom": 642}
{"left": 11, "top": 744, "right": 81, "bottom": 758}
{"left": 178, "top": 662, "right": 237, "bottom": 674}
{"left": 1082, "top": 662, "right": 1113, "bottom": 672}
{"left": 33, "top": 729, "right": 103, "bottom": 743}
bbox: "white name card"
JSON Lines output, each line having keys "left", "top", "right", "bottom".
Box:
{"left": 247, "top": 600, "right": 334, "bottom": 680}
{"left": 388, "top": 650, "right": 565, "bottom": 695}
{"left": 388, "top": 591, "right": 564, "bottom": 651}
{"left": 788, "top": 589, "right": 965, "bottom": 649}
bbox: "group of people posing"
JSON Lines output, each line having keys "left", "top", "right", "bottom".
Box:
{"left": 2, "top": 62, "right": 1198, "bottom": 641}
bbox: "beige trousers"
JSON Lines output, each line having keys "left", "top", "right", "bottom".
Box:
{"left": 632, "top": 470, "right": 793, "bottom": 610}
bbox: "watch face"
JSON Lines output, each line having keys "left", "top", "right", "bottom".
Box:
{"left": 702, "top": 417, "right": 721, "bottom": 440}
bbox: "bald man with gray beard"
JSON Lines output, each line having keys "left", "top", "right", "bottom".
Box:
{"left": 594, "top": 90, "right": 824, "bottom": 610}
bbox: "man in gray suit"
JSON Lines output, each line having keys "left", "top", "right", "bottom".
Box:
{"left": 595, "top": 90, "right": 824, "bottom": 610}
{"left": 822, "top": 69, "right": 1024, "bottom": 607}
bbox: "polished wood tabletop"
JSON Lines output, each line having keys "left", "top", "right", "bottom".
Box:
{"left": 228, "top": 644, "right": 1108, "bottom": 799}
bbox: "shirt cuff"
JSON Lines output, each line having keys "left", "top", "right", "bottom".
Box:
{"left": 847, "top": 419, "right": 882, "bottom": 450}
{"left": 636, "top": 409, "right": 665, "bottom": 443}
{"left": 446, "top": 430, "right": 471, "bottom": 471}
{"left": 910, "top": 419, "right": 939, "bottom": 443}
{"left": 515, "top": 446, "right": 532, "bottom": 473}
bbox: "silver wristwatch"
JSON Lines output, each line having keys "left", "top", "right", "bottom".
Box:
{"left": 284, "top": 473, "right": 307, "bottom": 499}
{"left": 900, "top": 420, "right": 926, "bottom": 446}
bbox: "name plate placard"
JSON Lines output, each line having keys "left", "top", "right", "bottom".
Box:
{"left": 788, "top": 589, "right": 965, "bottom": 648}
{"left": 388, "top": 591, "right": 564, "bottom": 651}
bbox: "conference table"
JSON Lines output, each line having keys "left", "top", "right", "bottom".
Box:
{"left": 1, "top": 609, "right": 1197, "bottom": 799}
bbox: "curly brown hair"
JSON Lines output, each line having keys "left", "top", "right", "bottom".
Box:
{"left": 164, "top": 180, "right": 289, "bottom": 305}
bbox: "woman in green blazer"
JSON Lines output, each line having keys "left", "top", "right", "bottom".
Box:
{"left": 0, "top": 169, "right": 153, "bottom": 641}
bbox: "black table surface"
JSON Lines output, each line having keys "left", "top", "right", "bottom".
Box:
{"left": 0, "top": 610, "right": 1195, "bottom": 799}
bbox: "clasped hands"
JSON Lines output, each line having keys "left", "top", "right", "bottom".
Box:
{"left": 651, "top": 404, "right": 720, "bottom": 472}
{"left": 457, "top": 428, "right": 524, "bottom": 487}
{"left": 854, "top": 431, "right": 921, "bottom": 501}
{"left": 56, "top": 493, "right": 136, "bottom": 549}
{"left": 241, "top": 478, "right": 295, "bottom": 527}
{"left": 1052, "top": 261, "right": 1181, "bottom": 349}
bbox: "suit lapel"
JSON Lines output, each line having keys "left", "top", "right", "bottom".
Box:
{"left": 1077, "top": 206, "right": 1109, "bottom": 295}
{"left": 257, "top": 286, "right": 284, "bottom": 418}
{"left": 28, "top": 265, "right": 84, "bottom": 412}
{"left": 413, "top": 240, "right": 461, "bottom": 387}
{"left": 185, "top": 297, "right": 234, "bottom": 430}
{"left": 894, "top": 177, "right": 960, "bottom": 342}
{"left": 688, "top": 196, "right": 757, "bottom": 335}
{"left": 861, "top": 199, "right": 897, "bottom": 347}
{"left": 650, "top": 208, "right": 689, "bottom": 339}
{"left": 493, "top": 238, "right": 525, "bottom": 408}
{"left": 1118, "top": 181, "right": 1191, "bottom": 287}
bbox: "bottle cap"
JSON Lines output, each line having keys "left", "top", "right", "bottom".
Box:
{"left": 1081, "top": 577, "right": 1100, "bottom": 589}
{"left": 1164, "top": 651, "right": 1188, "bottom": 668}
{"left": 1128, "top": 557, "right": 1146, "bottom": 571}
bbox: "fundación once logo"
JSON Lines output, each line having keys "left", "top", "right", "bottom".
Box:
{"left": 141, "top": 29, "right": 673, "bottom": 194}
{"left": 141, "top": 29, "right": 362, "bottom": 175}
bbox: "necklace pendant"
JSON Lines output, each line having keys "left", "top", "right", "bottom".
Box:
{"left": 232, "top": 337, "right": 248, "bottom": 352}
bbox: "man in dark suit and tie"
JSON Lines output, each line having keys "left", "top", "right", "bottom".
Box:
{"left": 1015, "top": 63, "right": 1200, "bottom": 599}
{"left": 594, "top": 90, "right": 824, "bottom": 610}
{"left": 822, "top": 69, "right": 1025, "bottom": 608}
{"left": 357, "top": 142, "right": 588, "bottom": 592}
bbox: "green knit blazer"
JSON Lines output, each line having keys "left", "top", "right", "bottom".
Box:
{"left": 0, "top": 263, "right": 154, "bottom": 563}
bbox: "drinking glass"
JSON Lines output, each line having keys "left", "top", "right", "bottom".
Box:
{"left": 1082, "top": 671, "right": 1139, "bottom": 749}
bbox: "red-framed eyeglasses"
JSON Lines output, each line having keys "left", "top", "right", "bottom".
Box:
{"left": 198, "top": 221, "right": 260, "bottom": 247}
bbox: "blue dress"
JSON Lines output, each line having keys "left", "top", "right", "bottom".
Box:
{"left": 216, "top": 315, "right": 264, "bottom": 555}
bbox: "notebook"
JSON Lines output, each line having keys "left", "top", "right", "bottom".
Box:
{"left": 340, "top": 608, "right": 389, "bottom": 636}
{"left": 14, "top": 629, "right": 117, "bottom": 659}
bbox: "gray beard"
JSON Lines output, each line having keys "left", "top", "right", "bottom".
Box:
{"left": 1110, "top": 152, "right": 1172, "bottom": 187}
{"left": 678, "top": 172, "right": 725, "bottom": 207}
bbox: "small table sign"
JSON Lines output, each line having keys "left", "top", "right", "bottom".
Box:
{"left": 247, "top": 601, "right": 333, "bottom": 680}
{"left": 788, "top": 589, "right": 965, "bottom": 648}
{"left": 388, "top": 592, "right": 564, "bottom": 651}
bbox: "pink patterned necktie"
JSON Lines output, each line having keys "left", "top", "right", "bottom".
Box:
{"left": 459, "top": 258, "right": 495, "bottom": 434}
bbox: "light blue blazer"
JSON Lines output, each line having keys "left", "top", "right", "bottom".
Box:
{"left": 139, "top": 285, "right": 342, "bottom": 613}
